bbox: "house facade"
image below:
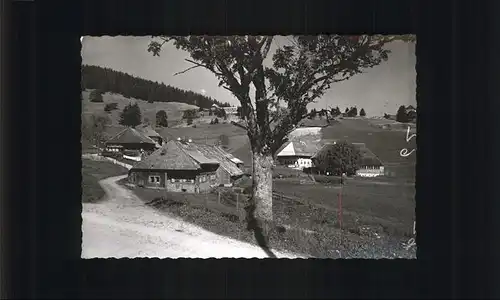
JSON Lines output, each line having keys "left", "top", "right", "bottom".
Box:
{"left": 275, "top": 139, "right": 329, "bottom": 170}
{"left": 127, "top": 139, "right": 244, "bottom": 192}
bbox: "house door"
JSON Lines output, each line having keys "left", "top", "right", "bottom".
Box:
{"left": 138, "top": 178, "right": 145, "bottom": 186}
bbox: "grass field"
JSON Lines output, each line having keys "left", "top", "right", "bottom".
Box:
{"left": 121, "top": 179, "right": 416, "bottom": 258}
{"left": 81, "top": 158, "right": 129, "bottom": 203}
{"left": 82, "top": 89, "right": 199, "bottom": 127}
{"left": 321, "top": 119, "right": 417, "bottom": 165}
{"left": 272, "top": 179, "right": 415, "bottom": 237}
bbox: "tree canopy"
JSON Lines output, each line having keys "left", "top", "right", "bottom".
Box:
{"left": 119, "top": 103, "right": 142, "bottom": 127}
{"left": 347, "top": 106, "right": 358, "bottom": 117}
{"left": 81, "top": 114, "right": 110, "bottom": 148}
{"left": 147, "top": 34, "right": 415, "bottom": 249}
{"left": 148, "top": 35, "right": 413, "bottom": 155}
{"left": 313, "top": 141, "right": 362, "bottom": 177}
{"left": 396, "top": 105, "right": 409, "bottom": 123}
{"left": 156, "top": 110, "right": 169, "bottom": 127}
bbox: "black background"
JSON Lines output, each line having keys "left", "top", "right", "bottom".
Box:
{"left": 4, "top": 0, "right": 500, "bottom": 298}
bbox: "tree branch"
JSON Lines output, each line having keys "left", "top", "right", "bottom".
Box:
{"left": 230, "top": 120, "right": 248, "bottom": 131}
{"left": 173, "top": 65, "right": 201, "bottom": 76}
{"left": 185, "top": 58, "right": 224, "bottom": 76}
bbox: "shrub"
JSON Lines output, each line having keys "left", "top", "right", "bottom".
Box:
{"left": 89, "top": 89, "right": 104, "bottom": 103}
{"left": 104, "top": 102, "right": 118, "bottom": 113}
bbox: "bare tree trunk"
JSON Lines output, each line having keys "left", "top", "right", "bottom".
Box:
{"left": 252, "top": 151, "right": 273, "bottom": 222}
{"left": 245, "top": 150, "right": 275, "bottom": 257}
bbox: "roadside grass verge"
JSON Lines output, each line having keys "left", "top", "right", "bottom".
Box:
{"left": 81, "top": 158, "right": 129, "bottom": 203}
{"left": 120, "top": 181, "right": 416, "bottom": 258}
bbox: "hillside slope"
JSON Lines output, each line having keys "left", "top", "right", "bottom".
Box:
{"left": 81, "top": 64, "right": 229, "bottom": 108}
{"left": 230, "top": 117, "right": 417, "bottom": 178}
{"left": 82, "top": 90, "right": 199, "bottom": 126}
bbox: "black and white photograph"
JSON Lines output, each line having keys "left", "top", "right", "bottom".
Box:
{"left": 81, "top": 35, "right": 417, "bottom": 259}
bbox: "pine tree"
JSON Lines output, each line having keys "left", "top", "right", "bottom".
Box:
{"left": 347, "top": 106, "right": 358, "bottom": 117}
{"left": 119, "top": 103, "right": 142, "bottom": 127}
{"left": 89, "top": 89, "right": 103, "bottom": 103}
{"left": 396, "top": 105, "right": 409, "bottom": 123}
{"left": 156, "top": 110, "right": 169, "bottom": 127}
{"left": 310, "top": 108, "right": 317, "bottom": 118}
{"left": 359, "top": 108, "right": 366, "bottom": 117}
{"left": 81, "top": 64, "right": 221, "bottom": 108}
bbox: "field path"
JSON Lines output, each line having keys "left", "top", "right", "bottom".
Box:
{"left": 82, "top": 175, "right": 300, "bottom": 259}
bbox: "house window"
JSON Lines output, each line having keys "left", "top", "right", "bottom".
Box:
{"left": 180, "top": 179, "right": 186, "bottom": 183}
{"left": 149, "top": 176, "right": 160, "bottom": 183}
{"left": 171, "top": 178, "right": 176, "bottom": 183}
{"left": 210, "top": 175, "right": 216, "bottom": 180}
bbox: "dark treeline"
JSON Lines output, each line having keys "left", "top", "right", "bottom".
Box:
{"left": 81, "top": 65, "right": 229, "bottom": 109}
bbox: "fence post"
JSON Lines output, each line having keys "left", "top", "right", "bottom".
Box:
{"left": 236, "top": 193, "right": 240, "bottom": 220}
{"left": 218, "top": 191, "right": 221, "bottom": 204}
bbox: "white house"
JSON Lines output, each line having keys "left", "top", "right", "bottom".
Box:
{"left": 275, "top": 138, "right": 330, "bottom": 170}
{"left": 222, "top": 106, "right": 238, "bottom": 115}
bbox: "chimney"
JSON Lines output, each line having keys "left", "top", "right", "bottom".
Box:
{"left": 188, "top": 138, "right": 192, "bottom": 143}
{"left": 177, "top": 137, "right": 181, "bottom": 141}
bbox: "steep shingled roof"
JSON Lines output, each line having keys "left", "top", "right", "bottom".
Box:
{"left": 131, "top": 140, "right": 244, "bottom": 176}
{"left": 204, "top": 145, "right": 244, "bottom": 177}
{"left": 136, "top": 124, "right": 162, "bottom": 138}
{"left": 177, "top": 142, "right": 244, "bottom": 177}
{"left": 132, "top": 140, "right": 201, "bottom": 170}
{"left": 106, "top": 127, "right": 157, "bottom": 145}
{"left": 275, "top": 136, "right": 333, "bottom": 158}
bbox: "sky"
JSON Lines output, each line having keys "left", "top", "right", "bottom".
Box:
{"left": 82, "top": 36, "right": 416, "bottom": 117}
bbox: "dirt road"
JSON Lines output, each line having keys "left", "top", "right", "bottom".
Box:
{"left": 82, "top": 175, "right": 300, "bottom": 259}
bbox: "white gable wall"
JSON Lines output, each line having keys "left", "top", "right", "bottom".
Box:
{"left": 277, "top": 142, "right": 296, "bottom": 157}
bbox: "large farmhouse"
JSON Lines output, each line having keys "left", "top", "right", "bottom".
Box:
{"left": 128, "top": 139, "right": 244, "bottom": 192}
{"left": 103, "top": 127, "right": 159, "bottom": 160}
